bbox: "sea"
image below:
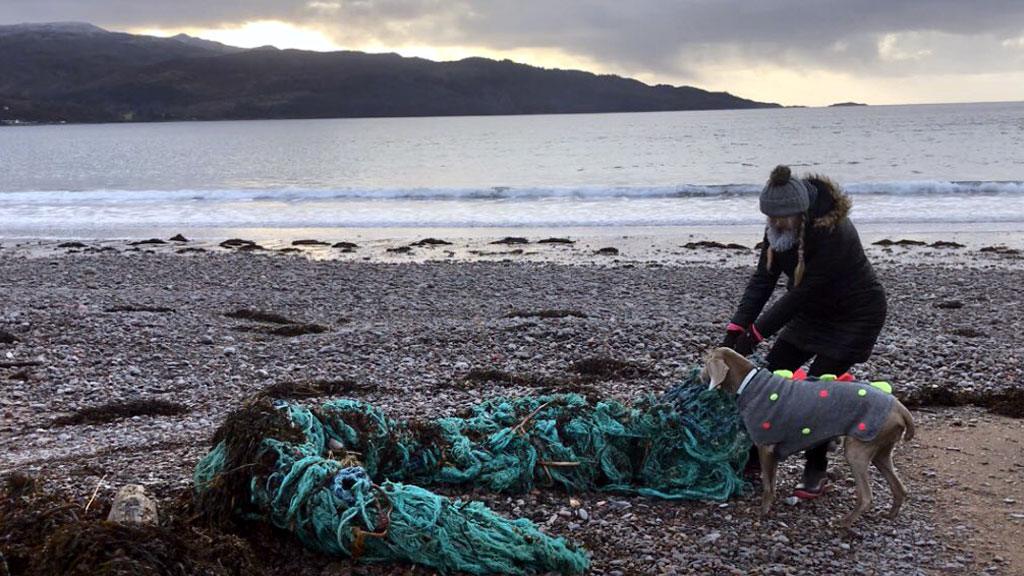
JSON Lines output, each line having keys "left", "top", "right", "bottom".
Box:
{"left": 1, "top": 101, "right": 1023, "bottom": 238}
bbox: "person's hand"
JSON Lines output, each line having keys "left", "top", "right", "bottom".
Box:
{"left": 732, "top": 325, "right": 763, "bottom": 356}
{"left": 721, "top": 326, "right": 742, "bottom": 349}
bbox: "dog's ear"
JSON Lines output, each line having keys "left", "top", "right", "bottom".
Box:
{"left": 706, "top": 355, "right": 729, "bottom": 390}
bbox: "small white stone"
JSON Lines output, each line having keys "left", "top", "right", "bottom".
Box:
{"left": 701, "top": 531, "right": 721, "bottom": 544}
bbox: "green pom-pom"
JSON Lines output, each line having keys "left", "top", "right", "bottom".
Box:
{"left": 774, "top": 369, "right": 794, "bottom": 379}
{"left": 870, "top": 381, "right": 893, "bottom": 394}
{"left": 857, "top": 389, "right": 868, "bottom": 397}
{"left": 801, "top": 427, "right": 811, "bottom": 435}
{"left": 819, "top": 374, "right": 837, "bottom": 381}
{"left": 769, "top": 393, "right": 780, "bottom": 401}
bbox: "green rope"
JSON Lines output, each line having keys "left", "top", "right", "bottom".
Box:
{"left": 312, "top": 369, "right": 750, "bottom": 500}
{"left": 194, "top": 368, "right": 749, "bottom": 574}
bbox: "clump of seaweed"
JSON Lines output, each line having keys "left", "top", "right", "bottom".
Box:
{"left": 224, "top": 309, "right": 296, "bottom": 324}
{"left": 52, "top": 400, "right": 188, "bottom": 427}
{"left": 901, "top": 386, "right": 1024, "bottom": 419}
{"left": 195, "top": 399, "right": 304, "bottom": 527}
{"left": 259, "top": 378, "right": 369, "bottom": 400}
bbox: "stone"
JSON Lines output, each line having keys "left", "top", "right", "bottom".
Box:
{"left": 107, "top": 484, "right": 158, "bottom": 525}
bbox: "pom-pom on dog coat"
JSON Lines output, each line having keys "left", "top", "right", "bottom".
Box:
{"left": 736, "top": 368, "right": 895, "bottom": 459}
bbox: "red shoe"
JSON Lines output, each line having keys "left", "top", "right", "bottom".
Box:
{"left": 793, "top": 477, "right": 830, "bottom": 500}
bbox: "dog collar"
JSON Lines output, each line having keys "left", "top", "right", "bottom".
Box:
{"left": 737, "top": 368, "right": 759, "bottom": 396}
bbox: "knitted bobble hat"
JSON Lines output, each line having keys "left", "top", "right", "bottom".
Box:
{"left": 760, "top": 165, "right": 811, "bottom": 216}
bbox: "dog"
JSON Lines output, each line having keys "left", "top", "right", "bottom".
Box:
{"left": 701, "top": 347, "right": 915, "bottom": 528}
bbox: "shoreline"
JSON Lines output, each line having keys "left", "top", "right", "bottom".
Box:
{"left": 4, "top": 100, "right": 1022, "bottom": 128}
{"left": 2, "top": 223, "right": 1022, "bottom": 269}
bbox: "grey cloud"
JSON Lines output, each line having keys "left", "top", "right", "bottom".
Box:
{"left": 3, "top": 0, "right": 1024, "bottom": 80}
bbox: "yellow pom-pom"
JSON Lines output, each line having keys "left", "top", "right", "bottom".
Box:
{"left": 819, "top": 374, "right": 837, "bottom": 381}
{"left": 870, "top": 381, "right": 893, "bottom": 394}
{"left": 773, "top": 369, "right": 794, "bottom": 379}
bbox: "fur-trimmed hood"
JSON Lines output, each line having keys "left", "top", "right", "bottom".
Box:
{"left": 804, "top": 175, "right": 852, "bottom": 231}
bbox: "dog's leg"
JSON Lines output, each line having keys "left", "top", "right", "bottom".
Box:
{"left": 840, "top": 439, "right": 874, "bottom": 529}
{"left": 758, "top": 445, "right": 778, "bottom": 517}
{"left": 873, "top": 441, "right": 907, "bottom": 519}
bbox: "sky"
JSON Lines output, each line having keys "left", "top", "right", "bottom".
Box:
{"left": 4, "top": 0, "right": 1024, "bottom": 106}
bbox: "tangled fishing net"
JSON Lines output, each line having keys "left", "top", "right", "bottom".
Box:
{"left": 193, "top": 368, "right": 750, "bottom": 574}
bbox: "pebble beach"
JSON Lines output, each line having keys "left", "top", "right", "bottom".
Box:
{"left": 2, "top": 231, "right": 1023, "bottom": 575}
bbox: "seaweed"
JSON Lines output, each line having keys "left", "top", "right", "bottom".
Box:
{"left": 224, "top": 310, "right": 296, "bottom": 325}
{"left": 491, "top": 237, "right": 529, "bottom": 245}
{"left": 901, "top": 386, "right": 1024, "bottom": 419}
{"left": 52, "top": 400, "right": 188, "bottom": 427}
{"left": 410, "top": 238, "right": 452, "bottom": 246}
{"left": 1, "top": 472, "right": 88, "bottom": 575}
{"left": 265, "top": 323, "right": 328, "bottom": 337}
{"left": 1, "top": 474, "right": 263, "bottom": 576}
{"left": 196, "top": 399, "right": 304, "bottom": 527}
{"left": 259, "top": 379, "right": 369, "bottom": 400}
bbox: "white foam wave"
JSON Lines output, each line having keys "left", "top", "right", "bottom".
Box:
{"left": 844, "top": 180, "right": 1024, "bottom": 196}
{"left": 2, "top": 180, "right": 1022, "bottom": 205}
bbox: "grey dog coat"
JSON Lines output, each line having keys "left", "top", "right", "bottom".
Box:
{"left": 736, "top": 368, "right": 895, "bottom": 460}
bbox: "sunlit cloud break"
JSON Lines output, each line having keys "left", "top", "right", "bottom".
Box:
{"left": 135, "top": 20, "right": 342, "bottom": 52}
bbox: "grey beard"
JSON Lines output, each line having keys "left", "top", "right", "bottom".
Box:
{"left": 766, "top": 226, "right": 798, "bottom": 252}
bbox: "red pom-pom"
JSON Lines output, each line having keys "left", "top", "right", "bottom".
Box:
{"left": 837, "top": 373, "right": 855, "bottom": 382}
{"left": 819, "top": 390, "right": 829, "bottom": 398}
{"left": 793, "top": 368, "right": 808, "bottom": 380}
{"left": 858, "top": 422, "right": 867, "bottom": 431}
{"left": 762, "top": 421, "right": 772, "bottom": 430}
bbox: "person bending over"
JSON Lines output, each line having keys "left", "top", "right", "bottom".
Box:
{"left": 723, "top": 165, "right": 887, "bottom": 499}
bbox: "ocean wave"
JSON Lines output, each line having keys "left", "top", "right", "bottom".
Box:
{"left": 4, "top": 213, "right": 1024, "bottom": 230}
{"left": 1, "top": 180, "right": 1023, "bottom": 205}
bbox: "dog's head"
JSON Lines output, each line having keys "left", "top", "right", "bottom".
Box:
{"left": 700, "top": 347, "right": 753, "bottom": 394}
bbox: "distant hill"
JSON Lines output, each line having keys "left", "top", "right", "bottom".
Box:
{"left": 829, "top": 102, "right": 868, "bottom": 107}
{"left": 0, "top": 22, "right": 779, "bottom": 123}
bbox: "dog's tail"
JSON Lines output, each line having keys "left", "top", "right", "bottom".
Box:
{"left": 895, "top": 401, "right": 916, "bottom": 442}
